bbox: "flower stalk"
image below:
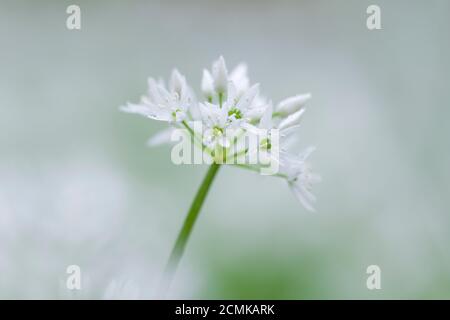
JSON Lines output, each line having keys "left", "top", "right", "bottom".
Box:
{"left": 161, "top": 163, "right": 221, "bottom": 292}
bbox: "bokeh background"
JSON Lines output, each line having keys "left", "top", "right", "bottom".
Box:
{"left": 1, "top": 0, "right": 449, "bottom": 299}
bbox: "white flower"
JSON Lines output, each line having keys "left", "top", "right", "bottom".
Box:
{"left": 121, "top": 70, "right": 194, "bottom": 123}
{"left": 227, "top": 82, "right": 260, "bottom": 122}
{"left": 121, "top": 56, "right": 319, "bottom": 211}
{"left": 242, "top": 102, "right": 299, "bottom": 170}
{"left": 198, "top": 102, "right": 231, "bottom": 148}
{"left": 198, "top": 81, "right": 262, "bottom": 150}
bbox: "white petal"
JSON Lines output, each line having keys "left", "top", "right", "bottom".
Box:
{"left": 120, "top": 102, "right": 171, "bottom": 122}
{"left": 212, "top": 56, "right": 228, "bottom": 93}
{"left": 229, "top": 63, "right": 247, "bottom": 82}
{"left": 199, "top": 102, "right": 224, "bottom": 127}
{"left": 120, "top": 103, "right": 153, "bottom": 117}
{"left": 278, "top": 109, "right": 305, "bottom": 131}
{"left": 259, "top": 102, "right": 273, "bottom": 129}
{"left": 246, "top": 106, "right": 267, "bottom": 120}
{"left": 155, "top": 83, "right": 171, "bottom": 104}
{"left": 179, "top": 81, "right": 195, "bottom": 108}
{"left": 198, "top": 103, "right": 213, "bottom": 123}
{"left": 147, "top": 78, "right": 165, "bottom": 105}
{"left": 226, "top": 81, "right": 238, "bottom": 108}
{"left": 276, "top": 93, "right": 311, "bottom": 115}
{"left": 279, "top": 124, "right": 301, "bottom": 138}
{"left": 236, "top": 83, "right": 259, "bottom": 111}
{"left": 201, "top": 69, "right": 214, "bottom": 98}
{"left": 188, "top": 101, "right": 202, "bottom": 120}
{"left": 289, "top": 183, "right": 316, "bottom": 212}
{"left": 229, "top": 63, "right": 249, "bottom": 94}
{"left": 240, "top": 121, "right": 258, "bottom": 132}
{"left": 169, "top": 69, "right": 185, "bottom": 94}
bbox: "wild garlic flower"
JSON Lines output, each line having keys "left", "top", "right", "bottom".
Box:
{"left": 121, "top": 56, "right": 319, "bottom": 211}
{"left": 121, "top": 70, "right": 195, "bottom": 123}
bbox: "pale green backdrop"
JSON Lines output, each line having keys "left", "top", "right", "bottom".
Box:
{"left": 1, "top": 0, "right": 449, "bottom": 299}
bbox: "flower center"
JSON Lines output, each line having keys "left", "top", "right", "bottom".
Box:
{"left": 228, "top": 108, "right": 242, "bottom": 120}
{"left": 171, "top": 108, "right": 182, "bottom": 120}
{"left": 260, "top": 137, "right": 272, "bottom": 150}
{"left": 213, "top": 126, "right": 224, "bottom": 136}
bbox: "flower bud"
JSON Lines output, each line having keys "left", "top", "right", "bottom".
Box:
{"left": 201, "top": 69, "right": 214, "bottom": 98}
{"left": 212, "top": 56, "right": 228, "bottom": 94}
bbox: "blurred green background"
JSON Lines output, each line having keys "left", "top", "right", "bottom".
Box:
{"left": 1, "top": 0, "right": 449, "bottom": 299}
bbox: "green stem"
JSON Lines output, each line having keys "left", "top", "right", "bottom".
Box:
{"left": 161, "top": 163, "right": 221, "bottom": 293}
{"left": 218, "top": 92, "right": 224, "bottom": 108}
{"left": 182, "top": 120, "right": 213, "bottom": 156}
{"left": 272, "top": 111, "right": 283, "bottom": 118}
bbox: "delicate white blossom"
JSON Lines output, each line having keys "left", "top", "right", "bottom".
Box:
{"left": 121, "top": 70, "right": 194, "bottom": 123}
{"left": 122, "top": 56, "right": 319, "bottom": 210}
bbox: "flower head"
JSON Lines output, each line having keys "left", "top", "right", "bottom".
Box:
{"left": 121, "top": 56, "right": 318, "bottom": 210}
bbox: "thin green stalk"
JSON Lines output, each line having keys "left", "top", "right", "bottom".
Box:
{"left": 218, "top": 92, "right": 224, "bottom": 108}
{"left": 182, "top": 120, "right": 213, "bottom": 156}
{"left": 161, "top": 163, "right": 221, "bottom": 293}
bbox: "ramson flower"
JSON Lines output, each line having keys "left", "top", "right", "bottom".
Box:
{"left": 121, "top": 56, "right": 319, "bottom": 210}
{"left": 121, "top": 69, "right": 194, "bottom": 123}
{"left": 197, "top": 81, "right": 260, "bottom": 150}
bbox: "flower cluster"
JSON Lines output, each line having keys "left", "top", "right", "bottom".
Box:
{"left": 121, "top": 56, "right": 320, "bottom": 211}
